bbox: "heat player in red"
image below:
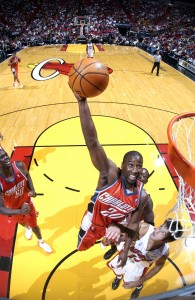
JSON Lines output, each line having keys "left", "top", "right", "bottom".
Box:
{"left": 73, "top": 91, "right": 149, "bottom": 267}
{"left": 0, "top": 148, "right": 52, "bottom": 253}
{"left": 8, "top": 53, "right": 23, "bottom": 88}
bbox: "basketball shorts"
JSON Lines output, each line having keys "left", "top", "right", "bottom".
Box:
{"left": 11, "top": 200, "right": 38, "bottom": 228}
{"left": 77, "top": 211, "right": 106, "bottom": 251}
{"left": 107, "top": 253, "right": 147, "bottom": 282}
{"left": 11, "top": 66, "right": 18, "bottom": 75}
{"left": 87, "top": 50, "right": 94, "bottom": 58}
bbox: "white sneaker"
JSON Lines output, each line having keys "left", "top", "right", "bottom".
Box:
{"left": 25, "top": 227, "right": 32, "bottom": 240}
{"left": 19, "top": 84, "right": 23, "bottom": 88}
{"left": 38, "top": 241, "right": 52, "bottom": 253}
{"left": 13, "top": 82, "right": 18, "bottom": 87}
{"left": 100, "top": 242, "right": 106, "bottom": 249}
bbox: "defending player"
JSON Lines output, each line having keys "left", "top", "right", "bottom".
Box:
{"left": 107, "top": 219, "right": 183, "bottom": 293}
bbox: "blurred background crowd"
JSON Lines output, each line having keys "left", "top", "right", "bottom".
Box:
{"left": 0, "top": 0, "right": 194, "bottom": 66}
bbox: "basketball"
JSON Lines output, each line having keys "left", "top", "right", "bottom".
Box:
{"left": 68, "top": 58, "right": 109, "bottom": 98}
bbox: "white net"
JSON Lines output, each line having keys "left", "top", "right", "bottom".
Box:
{"left": 166, "top": 113, "right": 195, "bottom": 242}
{"left": 166, "top": 178, "right": 195, "bottom": 238}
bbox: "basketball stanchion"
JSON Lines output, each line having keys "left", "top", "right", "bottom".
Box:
{"left": 166, "top": 112, "right": 195, "bottom": 270}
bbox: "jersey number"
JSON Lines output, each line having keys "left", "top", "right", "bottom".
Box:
{"left": 101, "top": 207, "right": 125, "bottom": 219}
{"left": 15, "top": 187, "right": 24, "bottom": 198}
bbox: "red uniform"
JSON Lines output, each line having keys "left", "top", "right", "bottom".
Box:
{"left": 0, "top": 162, "right": 37, "bottom": 227}
{"left": 10, "top": 56, "right": 20, "bottom": 75}
{"left": 77, "top": 175, "right": 144, "bottom": 251}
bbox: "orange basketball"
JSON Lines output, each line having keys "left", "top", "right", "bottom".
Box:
{"left": 68, "top": 58, "right": 109, "bottom": 98}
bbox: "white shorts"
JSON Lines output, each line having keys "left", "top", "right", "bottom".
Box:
{"left": 87, "top": 50, "right": 94, "bottom": 58}
{"left": 108, "top": 254, "right": 145, "bottom": 282}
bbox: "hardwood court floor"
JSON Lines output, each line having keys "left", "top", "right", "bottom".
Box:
{"left": 0, "top": 44, "right": 194, "bottom": 300}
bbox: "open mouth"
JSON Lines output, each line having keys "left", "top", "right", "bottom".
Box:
{"left": 129, "top": 174, "right": 137, "bottom": 181}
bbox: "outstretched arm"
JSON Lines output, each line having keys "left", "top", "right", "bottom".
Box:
{"left": 75, "top": 93, "right": 118, "bottom": 188}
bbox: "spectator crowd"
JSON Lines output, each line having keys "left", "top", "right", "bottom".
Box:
{"left": 0, "top": 0, "right": 194, "bottom": 65}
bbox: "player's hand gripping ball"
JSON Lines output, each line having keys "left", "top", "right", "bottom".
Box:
{"left": 68, "top": 58, "right": 109, "bottom": 98}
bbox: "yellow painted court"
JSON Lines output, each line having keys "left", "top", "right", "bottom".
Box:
{"left": 0, "top": 44, "right": 194, "bottom": 300}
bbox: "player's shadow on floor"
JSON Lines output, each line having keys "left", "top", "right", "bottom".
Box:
{"left": 11, "top": 252, "right": 131, "bottom": 300}
{"left": 138, "top": 279, "right": 169, "bottom": 298}
{"left": 14, "top": 195, "right": 91, "bottom": 256}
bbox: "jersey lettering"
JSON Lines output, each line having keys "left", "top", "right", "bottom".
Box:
{"left": 15, "top": 187, "right": 24, "bottom": 198}
{"left": 5, "top": 180, "right": 25, "bottom": 197}
{"left": 98, "top": 192, "right": 135, "bottom": 213}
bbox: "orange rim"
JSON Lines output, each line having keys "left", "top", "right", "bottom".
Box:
{"left": 167, "top": 112, "right": 195, "bottom": 189}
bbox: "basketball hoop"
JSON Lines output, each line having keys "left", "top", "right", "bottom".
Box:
{"left": 166, "top": 112, "right": 195, "bottom": 246}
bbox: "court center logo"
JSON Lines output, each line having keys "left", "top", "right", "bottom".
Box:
{"left": 30, "top": 58, "right": 113, "bottom": 81}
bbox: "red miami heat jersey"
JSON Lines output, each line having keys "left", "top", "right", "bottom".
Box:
{"left": 89, "top": 176, "right": 143, "bottom": 227}
{"left": 0, "top": 162, "right": 31, "bottom": 209}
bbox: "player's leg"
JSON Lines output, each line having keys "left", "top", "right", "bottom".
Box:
{"left": 26, "top": 202, "right": 52, "bottom": 253}
{"left": 156, "top": 63, "right": 160, "bottom": 76}
{"left": 130, "top": 284, "right": 143, "bottom": 298}
{"left": 15, "top": 71, "right": 23, "bottom": 88}
{"left": 107, "top": 253, "right": 125, "bottom": 290}
{"left": 128, "top": 267, "right": 147, "bottom": 298}
{"left": 103, "top": 243, "right": 117, "bottom": 260}
{"left": 151, "top": 63, "right": 154, "bottom": 73}
{"left": 12, "top": 69, "right": 18, "bottom": 87}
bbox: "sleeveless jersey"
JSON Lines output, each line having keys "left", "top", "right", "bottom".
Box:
{"left": 89, "top": 176, "right": 143, "bottom": 227}
{"left": 87, "top": 43, "right": 94, "bottom": 57}
{"left": 127, "top": 225, "right": 169, "bottom": 267}
{"left": 0, "top": 162, "right": 31, "bottom": 209}
{"left": 107, "top": 225, "right": 169, "bottom": 281}
{"left": 10, "top": 56, "right": 20, "bottom": 72}
{"left": 87, "top": 43, "right": 93, "bottom": 50}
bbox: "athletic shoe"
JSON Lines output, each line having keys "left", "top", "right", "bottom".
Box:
{"left": 19, "top": 84, "right": 23, "bottom": 88}
{"left": 100, "top": 242, "right": 106, "bottom": 249}
{"left": 112, "top": 277, "right": 122, "bottom": 290}
{"left": 25, "top": 227, "right": 32, "bottom": 240}
{"left": 130, "top": 285, "right": 143, "bottom": 298}
{"left": 103, "top": 245, "right": 117, "bottom": 260}
{"left": 38, "top": 241, "right": 52, "bottom": 253}
{"left": 13, "top": 82, "right": 18, "bottom": 87}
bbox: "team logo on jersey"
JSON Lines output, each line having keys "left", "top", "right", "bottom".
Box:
{"left": 134, "top": 198, "right": 139, "bottom": 206}
{"left": 30, "top": 58, "right": 113, "bottom": 81}
{"left": 5, "top": 180, "right": 25, "bottom": 197}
